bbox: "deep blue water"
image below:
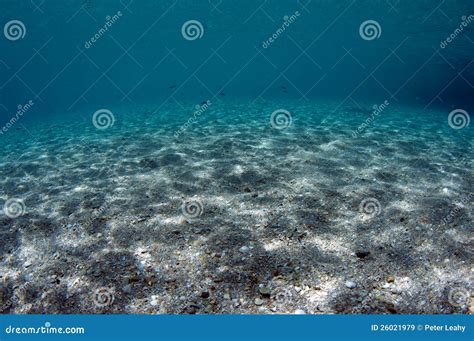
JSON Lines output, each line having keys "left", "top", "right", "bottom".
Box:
{"left": 0, "top": 0, "right": 473, "bottom": 122}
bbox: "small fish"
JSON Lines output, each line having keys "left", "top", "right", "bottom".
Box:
{"left": 220, "top": 92, "right": 226, "bottom": 96}
{"left": 169, "top": 84, "right": 176, "bottom": 89}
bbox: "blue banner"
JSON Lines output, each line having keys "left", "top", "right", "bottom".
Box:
{"left": 0, "top": 315, "right": 472, "bottom": 340}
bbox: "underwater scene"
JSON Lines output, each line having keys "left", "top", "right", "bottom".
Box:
{"left": 0, "top": 0, "right": 472, "bottom": 314}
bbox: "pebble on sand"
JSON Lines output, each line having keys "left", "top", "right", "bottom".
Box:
{"left": 259, "top": 286, "right": 271, "bottom": 298}
{"left": 239, "top": 246, "right": 250, "bottom": 253}
{"left": 355, "top": 251, "right": 370, "bottom": 259}
{"left": 123, "top": 284, "right": 132, "bottom": 294}
{"left": 150, "top": 296, "right": 159, "bottom": 306}
{"left": 345, "top": 281, "right": 357, "bottom": 289}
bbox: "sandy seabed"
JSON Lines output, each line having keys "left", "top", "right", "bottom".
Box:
{"left": 0, "top": 100, "right": 472, "bottom": 314}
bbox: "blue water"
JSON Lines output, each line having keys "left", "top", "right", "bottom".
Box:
{"left": 0, "top": 0, "right": 473, "bottom": 115}
{"left": 0, "top": 1, "right": 472, "bottom": 314}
